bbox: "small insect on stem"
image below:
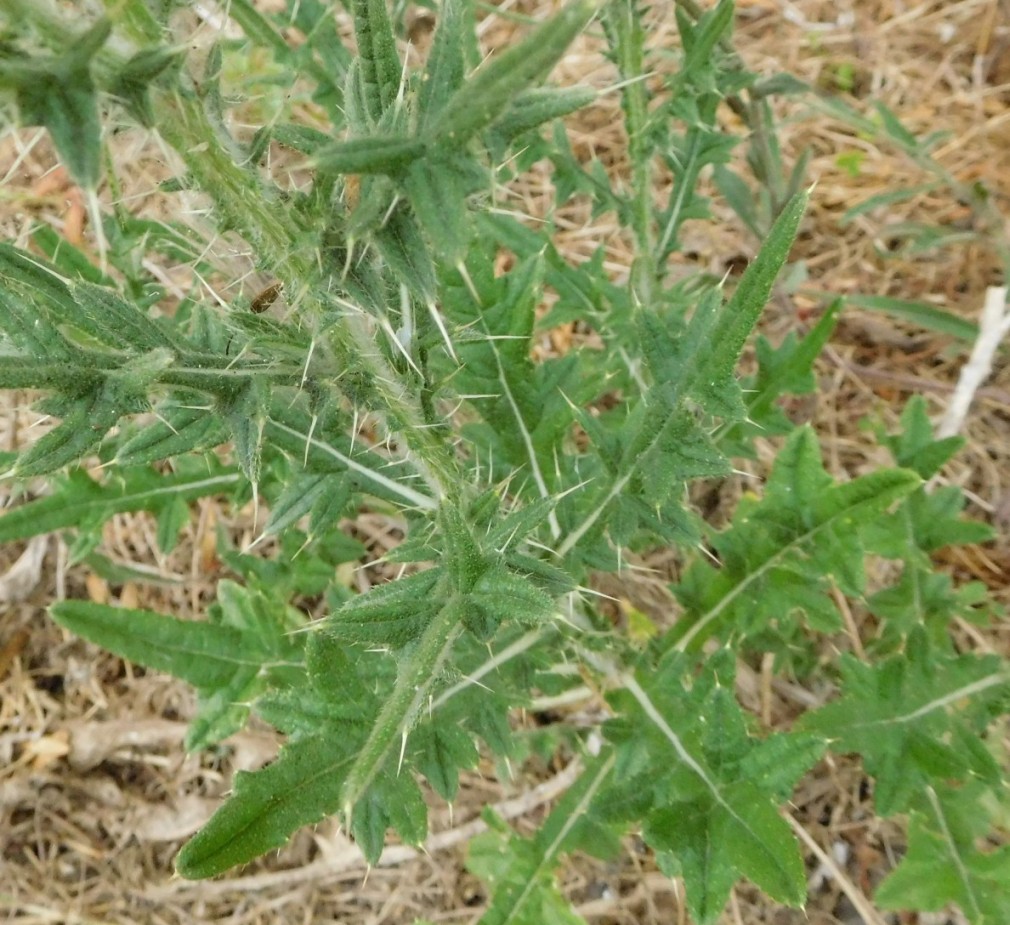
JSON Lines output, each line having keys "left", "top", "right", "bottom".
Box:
{"left": 344, "top": 175, "right": 361, "bottom": 212}
{"left": 250, "top": 281, "right": 283, "bottom": 314}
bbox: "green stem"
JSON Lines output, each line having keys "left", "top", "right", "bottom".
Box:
{"left": 606, "top": 0, "right": 655, "bottom": 307}
{"left": 655, "top": 129, "right": 703, "bottom": 263}
{"left": 339, "top": 588, "right": 466, "bottom": 819}
{"left": 156, "top": 99, "right": 461, "bottom": 498}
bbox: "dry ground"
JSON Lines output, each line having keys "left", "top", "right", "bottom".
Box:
{"left": 1, "top": 0, "right": 1009, "bottom": 923}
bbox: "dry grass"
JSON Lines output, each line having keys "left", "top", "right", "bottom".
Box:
{"left": 2, "top": 0, "right": 1009, "bottom": 922}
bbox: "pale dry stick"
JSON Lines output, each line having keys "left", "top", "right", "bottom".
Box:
{"left": 146, "top": 758, "right": 584, "bottom": 899}
{"left": 675, "top": 878, "right": 686, "bottom": 925}
{"left": 773, "top": 0, "right": 837, "bottom": 31}
{"left": 54, "top": 535, "right": 67, "bottom": 601}
{"left": 878, "top": 0, "right": 986, "bottom": 33}
{"left": 786, "top": 814, "right": 889, "bottom": 925}
{"left": 831, "top": 583, "right": 867, "bottom": 661}
{"left": 937, "top": 285, "right": 1010, "bottom": 440}
{"left": 825, "top": 351, "right": 1010, "bottom": 411}
{"left": 0, "top": 902, "right": 114, "bottom": 925}
{"left": 0, "top": 535, "right": 47, "bottom": 603}
{"left": 727, "top": 887, "right": 745, "bottom": 925}
{"left": 759, "top": 651, "right": 774, "bottom": 727}
{"left": 926, "top": 287, "right": 1010, "bottom": 650}
{"left": 955, "top": 615, "right": 998, "bottom": 655}
{"left": 0, "top": 126, "right": 46, "bottom": 187}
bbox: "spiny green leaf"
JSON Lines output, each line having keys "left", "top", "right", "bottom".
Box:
{"left": 12, "top": 384, "right": 129, "bottom": 477}
{"left": 489, "top": 85, "right": 598, "bottom": 145}
{"left": 342, "top": 57, "right": 371, "bottom": 133}
{"left": 50, "top": 601, "right": 266, "bottom": 690}
{"left": 351, "top": 0, "right": 402, "bottom": 123}
{"left": 351, "top": 785, "right": 389, "bottom": 864}
{"left": 267, "top": 122, "right": 333, "bottom": 156}
{"left": 0, "top": 243, "right": 79, "bottom": 318}
{"left": 699, "top": 190, "right": 809, "bottom": 419}
{"left": 0, "top": 245, "right": 187, "bottom": 353}
{"left": 0, "top": 246, "right": 172, "bottom": 361}
{"left": 414, "top": 723, "right": 480, "bottom": 802}
{"left": 5, "top": 18, "right": 109, "bottom": 187}
{"left": 187, "top": 664, "right": 261, "bottom": 751}
{"left": 415, "top": 0, "right": 466, "bottom": 129}
{"left": 486, "top": 496, "right": 559, "bottom": 549}
{"left": 875, "top": 784, "right": 1010, "bottom": 925}
{"left": 667, "top": 426, "right": 920, "bottom": 651}
{"left": 868, "top": 567, "right": 992, "bottom": 651}
{"left": 214, "top": 579, "right": 302, "bottom": 645}
{"left": 680, "top": 0, "right": 735, "bottom": 78}
{"left": 879, "top": 394, "right": 966, "bottom": 478}
{"left": 155, "top": 494, "right": 189, "bottom": 554}
{"left": 264, "top": 473, "right": 333, "bottom": 536}
{"left": 307, "top": 631, "right": 378, "bottom": 711}
{"left": 648, "top": 785, "right": 805, "bottom": 922}
{"left": 313, "top": 135, "right": 426, "bottom": 174}
{"left": 349, "top": 754, "right": 433, "bottom": 860}
{"left": 447, "top": 250, "right": 585, "bottom": 495}
{"left": 218, "top": 379, "right": 269, "bottom": 485}
{"left": 115, "top": 405, "right": 229, "bottom": 466}
{"left": 468, "top": 565, "right": 556, "bottom": 638}
{"left": 864, "top": 484, "right": 993, "bottom": 566}
{"left": 441, "top": 505, "right": 489, "bottom": 593}
{"left": 0, "top": 282, "right": 72, "bottom": 359}
{"left": 0, "top": 356, "right": 94, "bottom": 391}
{"left": 339, "top": 595, "right": 465, "bottom": 820}
{"left": 637, "top": 411, "right": 730, "bottom": 504}
{"left": 402, "top": 156, "right": 471, "bottom": 264}
{"left": 108, "top": 45, "right": 181, "bottom": 125}
{"left": 325, "top": 568, "right": 444, "bottom": 646}
{"left": 470, "top": 754, "right": 617, "bottom": 925}
{"left": 0, "top": 464, "right": 239, "bottom": 543}
{"left": 719, "top": 300, "right": 842, "bottom": 454}
{"left": 738, "top": 733, "right": 828, "bottom": 802}
{"left": 799, "top": 632, "right": 1010, "bottom": 815}
{"left": 68, "top": 279, "right": 187, "bottom": 351}
{"left": 371, "top": 203, "right": 438, "bottom": 304}
{"left": 714, "top": 166, "right": 762, "bottom": 239}
{"left": 265, "top": 412, "right": 437, "bottom": 511}
{"left": 176, "top": 731, "right": 357, "bottom": 878}
{"left": 430, "top": 0, "right": 598, "bottom": 145}
{"left": 308, "top": 477, "right": 355, "bottom": 539}
{"left": 381, "top": 770, "right": 428, "bottom": 848}
{"left": 607, "top": 656, "right": 816, "bottom": 924}
{"left": 503, "top": 552, "right": 575, "bottom": 597}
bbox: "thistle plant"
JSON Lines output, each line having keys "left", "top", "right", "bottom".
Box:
{"left": 0, "top": 1, "right": 1007, "bottom": 923}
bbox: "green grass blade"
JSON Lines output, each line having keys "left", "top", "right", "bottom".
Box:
{"left": 839, "top": 292, "right": 978, "bottom": 342}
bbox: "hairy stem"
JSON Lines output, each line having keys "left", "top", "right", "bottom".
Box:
{"left": 339, "top": 588, "right": 466, "bottom": 819}
{"left": 605, "top": 0, "right": 655, "bottom": 307}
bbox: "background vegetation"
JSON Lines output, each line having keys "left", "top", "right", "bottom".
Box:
{"left": 0, "top": 1, "right": 1008, "bottom": 923}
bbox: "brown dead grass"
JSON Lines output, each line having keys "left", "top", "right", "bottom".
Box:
{"left": 2, "top": 0, "right": 1009, "bottom": 922}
